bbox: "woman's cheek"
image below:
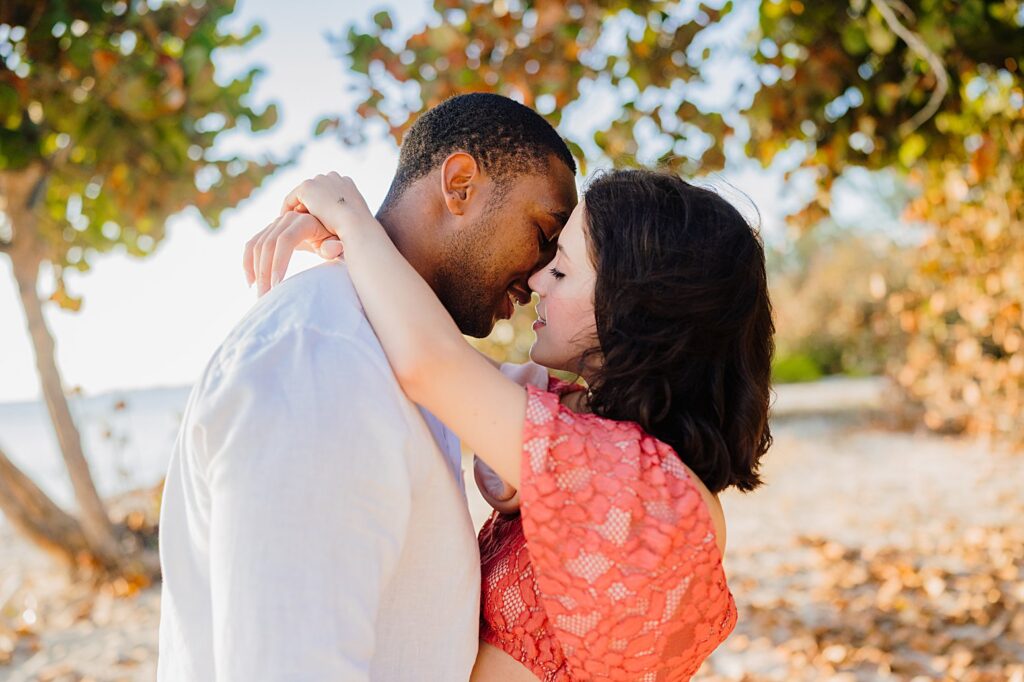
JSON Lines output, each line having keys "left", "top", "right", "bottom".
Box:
{"left": 559, "top": 298, "right": 593, "bottom": 356}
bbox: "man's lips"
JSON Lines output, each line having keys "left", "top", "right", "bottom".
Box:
{"left": 500, "top": 292, "right": 514, "bottom": 320}
{"left": 507, "top": 285, "right": 531, "bottom": 306}
{"left": 498, "top": 285, "right": 532, "bottom": 319}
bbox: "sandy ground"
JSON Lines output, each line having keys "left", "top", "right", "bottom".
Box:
{"left": 701, "top": 409, "right": 1024, "bottom": 681}
{"left": 1, "top": 378, "right": 1022, "bottom": 681}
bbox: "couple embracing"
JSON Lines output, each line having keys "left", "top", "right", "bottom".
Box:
{"left": 157, "top": 93, "right": 774, "bottom": 681}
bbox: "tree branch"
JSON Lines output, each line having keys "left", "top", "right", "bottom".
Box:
{"left": 889, "top": 0, "right": 916, "bottom": 24}
{"left": 871, "top": 0, "right": 950, "bottom": 137}
{"left": 0, "top": 444, "right": 91, "bottom": 566}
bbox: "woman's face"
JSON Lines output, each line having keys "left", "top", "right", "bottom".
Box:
{"left": 527, "top": 201, "right": 600, "bottom": 374}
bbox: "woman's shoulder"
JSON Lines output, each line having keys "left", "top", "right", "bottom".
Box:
{"left": 522, "top": 383, "right": 727, "bottom": 553}
{"left": 517, "top": 387, "right": 736, "bottom": 675}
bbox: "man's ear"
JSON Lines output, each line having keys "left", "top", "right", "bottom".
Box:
{"left": 440, "top": 152, "right": 482, "bottom": 217}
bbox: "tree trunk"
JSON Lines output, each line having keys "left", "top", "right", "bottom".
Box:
{"left": 1, "top": 167, "right": 127, "bottom": 572}
{"left": 0, "top": 445, "right": 92, "bottom": 568}
{"left": 8, "top": 246, "right": 128, "bottom": 569}
{"left": 1, "top": 169, "right": 161, "bottom": 583}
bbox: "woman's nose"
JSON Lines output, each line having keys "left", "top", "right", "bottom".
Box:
{"left": 527, "top": 268, "right": 545, "bottom": 295}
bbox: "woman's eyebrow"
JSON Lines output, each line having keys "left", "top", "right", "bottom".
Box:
{"left": 556, "top": 243, "right": 571, "bottom": 261}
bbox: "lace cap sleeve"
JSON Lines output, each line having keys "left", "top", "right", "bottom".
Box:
{"left": 518, "top": 385, "right": 737, "bottom": 679}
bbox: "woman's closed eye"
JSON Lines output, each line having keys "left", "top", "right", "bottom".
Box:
{"left": 549, "top": 266, "right": 565, "bottom": 280}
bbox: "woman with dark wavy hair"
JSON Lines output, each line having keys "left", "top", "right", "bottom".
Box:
{"left": 245, "top": 167, "right": 773, "bottom": 681}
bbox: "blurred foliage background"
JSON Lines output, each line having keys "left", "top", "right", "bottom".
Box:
{"left": 326, "top": 0, "right": 1024, "bottom": 445}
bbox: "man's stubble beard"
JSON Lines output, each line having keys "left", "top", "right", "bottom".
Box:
{"left": 434, "top": 213, "right": 504, "bottom": 339}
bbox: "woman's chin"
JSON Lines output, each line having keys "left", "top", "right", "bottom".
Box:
{"left": 529, "top": 344, "right": 564, "bottom": 373}
{"left": 528, "top": 344, "right": 549, "bottom": 368}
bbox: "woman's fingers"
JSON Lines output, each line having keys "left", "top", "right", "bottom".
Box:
{"left": 252, "top": 173, "right": 367, "bottom": 294}
{"left": 318, "top": 238, "right": 343, "bottom": 259}
{"left": 245, "top": 211, "right": 345, "bottom": 295}
{"left": 243, "top": 233, "right": 259, "bottom": 287}
{"left": 280, "top": 177, "right": 316, "bottom": 216}
{"left": 280, "top": 194, "right": 308, "bottom": 217}
{"left": 280, "top": 182, "right": 302, "bottom": 216}
{"left": 244, "top": 223, "right": 275, "bottom": 288}
{"left": 252, "top": 226, "right": 272, "bottom": 291}
{"left": 257, "top": 215, "right": 294, "bottom": 296}
{"left": 270, "top": 215, "right": 320, "bottom": 288}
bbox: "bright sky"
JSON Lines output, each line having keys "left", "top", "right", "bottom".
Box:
{"left": 0, "top": 0, "right": 805, "bottom": 404}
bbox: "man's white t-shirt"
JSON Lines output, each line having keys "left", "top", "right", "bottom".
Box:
{"left": 157, "top": 262, "right": 481, "bottom": 681}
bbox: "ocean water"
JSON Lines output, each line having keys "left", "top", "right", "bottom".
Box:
{"left": 0, "top": 385, "right": 193, "bottom": 519}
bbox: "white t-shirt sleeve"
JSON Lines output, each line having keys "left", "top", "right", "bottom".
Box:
{"left": 498, "top": 360, "right": 550, "bottom": 390}
{"left": 193, "top": 327, "right": 412, "bottom": 681}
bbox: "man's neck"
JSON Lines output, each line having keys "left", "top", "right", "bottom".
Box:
{"left": 375, "top": 189, "right": 443, "bottom": 287}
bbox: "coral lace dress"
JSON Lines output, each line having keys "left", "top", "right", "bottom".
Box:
{"left": 478, "top": 378, "right": 737, "bottom": 681}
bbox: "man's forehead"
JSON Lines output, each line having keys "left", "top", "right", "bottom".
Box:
{"left": 521, "top": 171, "right": 578, "bottom": 220}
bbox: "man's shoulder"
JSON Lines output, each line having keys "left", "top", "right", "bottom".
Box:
{"left": 235, "top": 260, "right": 372, "bottom": 342}
{"left": 222, "top": 262, "right": 379, "bottom": 356}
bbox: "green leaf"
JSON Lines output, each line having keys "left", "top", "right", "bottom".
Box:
{"left": 866, "top": 20, "right": 897, "bottom": 55}
{"left": 314, "top": 117, "right": 337, "bottom": 136}
{"left": 565, "top": 140, "right": 587, "bottom": 176}
{"left": 841, "top": 23, "right": 869, "bottom": 55}
{"left": 0, "top": 84, "right": 19, "bottom": 119}
{"left": 373, "top": 11, "right": 394, "bottom": 31}
{"left": 250, "top": 103, "right": 278, "bottom": 132}
{"left": 898, "top": 133, "right": 927, "bottom": 167}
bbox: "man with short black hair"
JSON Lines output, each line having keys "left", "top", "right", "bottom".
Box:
{"left": 157, "top": 93, "right": 578, "bottom": 681}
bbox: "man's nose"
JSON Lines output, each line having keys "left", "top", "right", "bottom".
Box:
{"left": 538, "top": 239, "right": 557, "bottom": 266}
